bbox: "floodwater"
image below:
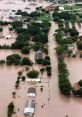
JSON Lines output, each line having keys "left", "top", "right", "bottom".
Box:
{"left": 0, "top": 0, "right": 82, "bottom": 117}
{"left": 0, "top": 25, "right": 16, "bottom": 45}
{"left": 0, "top": 0, "right": 51, "bottom": 19}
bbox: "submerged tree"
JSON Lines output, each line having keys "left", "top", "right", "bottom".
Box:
{"left": 7, "top": 102, "right": 14, "bottom": 117}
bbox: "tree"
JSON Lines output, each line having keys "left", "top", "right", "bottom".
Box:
{"left": 7, "top": 102, "right": 14, "bottom": 117}
{"left": 58, "top": 60, "right": 72, "bottom": 95}
{"left": 40, "top": 68, "right": 45, "bottom": 74}
{"left": 27, "top": 70, "right": 39, "bottom": 78}
{"left": 46, "top": 65, "right": 51, "bottom": 72}
{"left": 12, "top": 21, "right": 23, "bottom": 29}
{"left": 0, "top": 27, "right": 3, "bottom": 32}
{"left": 12, "top": 92, "right": 16, "bottom": 98}
{"left": 70, "top": 28, "right": 79, "bottom": 37}
{"left": 6, "top": 54, "right": 21, "bottom": 65}
{"left": 18, "top": 71, "right": 22, "bottom": 76}
{"left": 22, "top": 76, "right": 26, "bottom": 81}
{"left": 21, "top": 46, "right": 30, "bottom": 54}
{"left": 35, "top": 58, "right": 43, "bottom": 64}
{"left": 0, "top": 59, "right": 5, "bottom": 64}
{"left": 78, "top": 80, "right": 82, "bottom": 87}
{"left": 21, "top": 57, "right": 33, "bottom": 66}
{"left": 56, "top": 46, "right": 65, "bottom": 55}
{"left": 15, "top": 80, "right": 20, "bottom": 89}
{"left": 77, "top": 42, "right": 82, "bottom": 50}
{"left": 9, "top": 27, "right": 13, "bottom": 31}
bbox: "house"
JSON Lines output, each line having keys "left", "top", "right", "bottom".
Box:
{"left": 24, "top": 100, "right": 35, "bottom": 116}
{"left": 59, "top": 6, "right": 64, "bottom": 11}
{"left": 44, "top": 4, "right": 58, "bottom": 11}
{"left": 9, "top": 15, "right": 22, "bottom": 21}
{"left": 67, "top": 44, "right": 74, "bottom": 51}
{"left": 5, "top": 34, "right": 12, "bottom": 39}
{"left": 29, "top": 2, "right": 37, "bottom": 6}
{"left": 35, "top": 49, "right": 43, "bottom": 60}
{"left": 27, "top": 87, "right": 36, "bottom": 97}
{"left": 73, "top": 83, "right": 81, "bottom": 91}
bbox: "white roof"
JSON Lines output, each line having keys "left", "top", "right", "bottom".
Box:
{"left": 24, "top": 108, "right": 34, "bottom": 114}
{"left": 5, "top": 35, "right": 12, "bottom": 39}
{"left": 26, "top": 78, "right": 40, "bottom": 82}
{"left": 59, "top": 7, "right": 64, "bottom": 11}
{"left": 27, "top": 93, "right": 36, "bottom": 97}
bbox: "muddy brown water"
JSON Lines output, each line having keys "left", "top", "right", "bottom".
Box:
{"left": 0, "top": 1, "right": 82, "bottom": 117}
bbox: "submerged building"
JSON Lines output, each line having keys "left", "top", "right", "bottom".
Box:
{"left": 24, "top": 100, "right": 35, "bottom": 116}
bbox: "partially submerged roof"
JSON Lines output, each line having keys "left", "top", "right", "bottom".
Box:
{"left": 5, "top": 35, "right": 12, "bottom": 39}
{"left": 59, "top": 7, "right": 64, "bottom": 11}
{"left": 24, "top": 100, "right": 35, "bottom": 115}
{"left": 35, "top": 49, "right": 43, "bottom": 60}
{"left": 27, "top": 87, "right": 36, "bottom": 96}
{"left": 28, "top": 87, "right": 36, "bottom": 94}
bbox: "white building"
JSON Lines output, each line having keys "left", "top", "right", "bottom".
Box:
{"left": 5, "top": 34, "right": 12, "bottom": 39}
{"left": 26, "top": 78, "right": 41, "bottom": 82}
{"left": 24, "top": 100, "right": 35, "bottom": 116}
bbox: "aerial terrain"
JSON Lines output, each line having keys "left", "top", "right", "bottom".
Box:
{"left": 0, "top": 0, "right": 82, "bottom": 117}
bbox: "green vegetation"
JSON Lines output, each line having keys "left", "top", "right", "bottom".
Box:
{"left": 53, "top": 11, "right": 76, "bottom": 22}
{"left": 21, "top": 46, "right": 30, "bottom": 54}
{"left": 27, "top": 70, "right": 39, "bottom": 78}
{"left": 78, "top": 80, "right": 82, "bottom": 87}
{"left": 0, "top": 27, "right": 3, "bottom": 32}
{"left": 7, "top": 102, "right": 14, "bottom": 117}
{"left": 21, "top": 57, "right": 33, "bottom": 66}
{"left": 6, "top": 54, "right": 21, "bottom": 65}
{"left": 0, "top": 21, "right": 10, "bottom": 25}
{"left": 0, "top": 59, "right": 5, "bottom": 64}
{"left": 38, "top": 12, "right": 49, "bottom": 21}
{"left": 58, "top": 60, "right": 72, "bottom": 95}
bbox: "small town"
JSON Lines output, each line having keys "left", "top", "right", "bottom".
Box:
{"left": 0, "top": 0, "right": 82, "bottom": 117}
